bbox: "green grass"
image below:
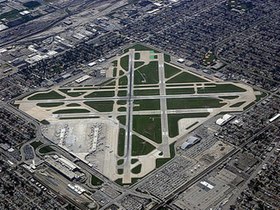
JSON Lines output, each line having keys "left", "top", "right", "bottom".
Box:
{"left": 197, "top": 84, "right": 246, "bottom": 93}
{"left": 131, "top": 164, "right": 142, "bottom": 174}
{"left": 164, "top": 54, "right": 171, "bottom": 63}
{"left": 135, "top": 53, "right": 140, "bottom": 60}
{"left": 134, "top": 61, "right": 145, "bottom": 68}
{"left": 84, "top": 101, "right": 114, "bottom": 112}
{"left": 132, "top": 135, "right": 156, "bottom": 156}
{"left": 219, "top": 96, "right": 239, "bottom": 99}
{"left": 112, "top": 60, "right": 117, "bottom": 66}
{"left": 133, "top": 115, "right": 162, "bottom": 143}
{"left": 131, "top": 159, "right": 138, "bottom": 164}
{"left": 133, "top": 99, "right": 160, "bottom": 111}
{"left": 66, "top": 103, "right": 81, "bottom": 107}
{"left": 166, "top": 88, "right": 195, "bottom": 95}
{"left": 117, "top": 159, "right": 124, "bottom": 165}
{"left": 113, "top": 67, "right": 117, "bottom": 77}
{"left": 119, "top": 76, "right": 128, "bottom": 85}
{"left": 167, "top": 98, "right": 226, "bottom": 109}
{"left": 230, "top": 101, "right": 246, "bottom": 107}
{"left": 118, "top": 107, "right": 126, "bottom": 112}
{"left": 28, "top": 91, "right": 65, "bottom": 100}
{"left": 168, "top": 113, "right": 210, "bottom": 137}
{"left": 30, "top": 141, "right": 43, "bottom": 150}
{"left": 118, "top": 90, "right": 127, "bottom": 96}
{"left": 134, "top": 61, "right": 159, "bottom": 84}
{"left": 39, "top": 146, "right": 55, "bottom": 154}
{"left": 37, "top": 102, "right": 64, "bottom": 107}
{"left": 91, "top": 175, "right": 103, "bottom": 186}
{"left": 40, "top": 120, "right": 50, "bottom": 125}
{"left": 118, "top": 169, "right": 123, "bottom": 174}
{"left": 120, "top": 55, "right": 129, "bottom": 71}
{"left": 164, "top": 63, "right": 181, "bottom": 78}
{"left": 134, "top": 89, "right": 160, "bottom": 96}
{"left": 118, "top": 129, "right": 126, "bottom": 156}
{"left": 155, "top": 143, "right": 176, "bottom": 168}
{"left": 255, "top": 91, "right": 267, "bottom": 102}
{"left": 117, "top": 116, "right": 126, "bottom": 125}
{"left": 84, "top": 91, "right": 115, "bottom": 98}
{"left": 117, "top": 100, "right": 127, "bottom": 105}
{"left": 167, "top": 71, "right": 207, "bottom": 83}
{"left": 59, "top": 88, "right": 86, "bottom": 97}
{"left": 53, "top": 109, "right": 90, "bottom": 114}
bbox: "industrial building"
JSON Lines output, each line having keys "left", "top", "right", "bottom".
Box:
{"left": 216, "top": 114, "right": 234, "bottom": 126}
{"left": 181, "top": 136, "right": 201, "bottom": 150}
{"left": 45, "top": 155, "right": 83, "bottom": 181}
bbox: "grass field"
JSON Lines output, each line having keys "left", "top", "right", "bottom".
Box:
{"left": 168, "top": 113, "right": 210, "bottom": 137}
{"left": 133, "top": 99, "right": 160, "bottom": 111}
{"left": 131, "top": 164, "right": 142, "bottom": 174}
{"left": 28, "top": 91, "right": 65, "bottom": 100}
{"left": 30, "top": 141, "right": 43, "bottom": 150}
{"left": 134, "top": 61, "right": 145, "bottom": 68}
{"left": 39, "top": 146, "right": 55, "bottom": 154}
{"left": 167, "top": 97, "right": 226, "bottom": 109}
{"left": 164, "top": 63, "right": 181, "bottom": 78}
{"left": 197, "top": 84, "right": 246, "bottom": 93}
{"left": 134, "top": 61, "right": 159, "bottom": 84}
{"left": 134, "top": 89, "right": 160, "bottom": 96}
{"left": 119, "top": 76, "right": 128, "bottom": 85}
{"left": 120, "top": 55, "right": 129, "bottom": 71}
{"left": 131, "top": 135, "right": 156, "bottom": 156}
{"left": 166, "top": 88, "right": 195, "bottom": 95}
{"left": 118, "top": 90, "right": 127, "bottom": 96}
{"left": 53, "top": 109, "right": 90, "bottom": 114}
{"left": 230, "top": 101, "right": 246, "bottom": 107}
{"left": 84, "top": 91, "right": 115, "bottom": 98}
{"left": 117, "top": 159, "right": 124, "bottom": 165}
{"left": 117, "top": 116, "right": 126, "bottom": 125}
{"left": 37, "top": 102, "right": 64, "bottom": 107}
{"left": 58, "top": 89, "right": 86, "bottom": 97}
{"left": 118, "top": 128, "right": 126, "bottom": 156}
{"left": 118, "top": 107, "right": 126, "bottom": 112}
{"left": 66, "top": 103, "right": 81, "bottom": 107}
{"left": 219, "top": 96, "right": 239, "bottom": 99}
{"left": 91, "top": 175, "right": 103, "bottom": 186}
{"left": 167, "top": 71, "right": 207, "bottom": 83}
{"left": 164, "top": 54, "right": 171, "bottom": 63}
{"left": 135, "top": 53, "right": 140, "bottom": 60}
{"left": 133, "top": 115, "right": 162, "bottom": 143}
{"left": 84, "top": 101, "right": 114, "bottom": 112}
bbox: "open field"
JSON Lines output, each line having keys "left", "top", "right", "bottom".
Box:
{"left": 133, "top": 115, "right": 162, "bottom": 144}
{"left": 197, "top": 84, "right": 246, "bottom": 93}
{"left": 168, "top": 113, "right": 210, "bottom": 138}
{"left": 28, "top": 90, "right": 65, "bottom": 100}
{"left": 84, "top": 101, "right": 114, "bottom": 112}
{"left": 131, "top": 135, "right": 156, "bottom": 156}
{"left": 167, "top": 98, "right": 226, "bottom": 109}
{"left": 133, "top": 99, "right": 160, "bottom": 111}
